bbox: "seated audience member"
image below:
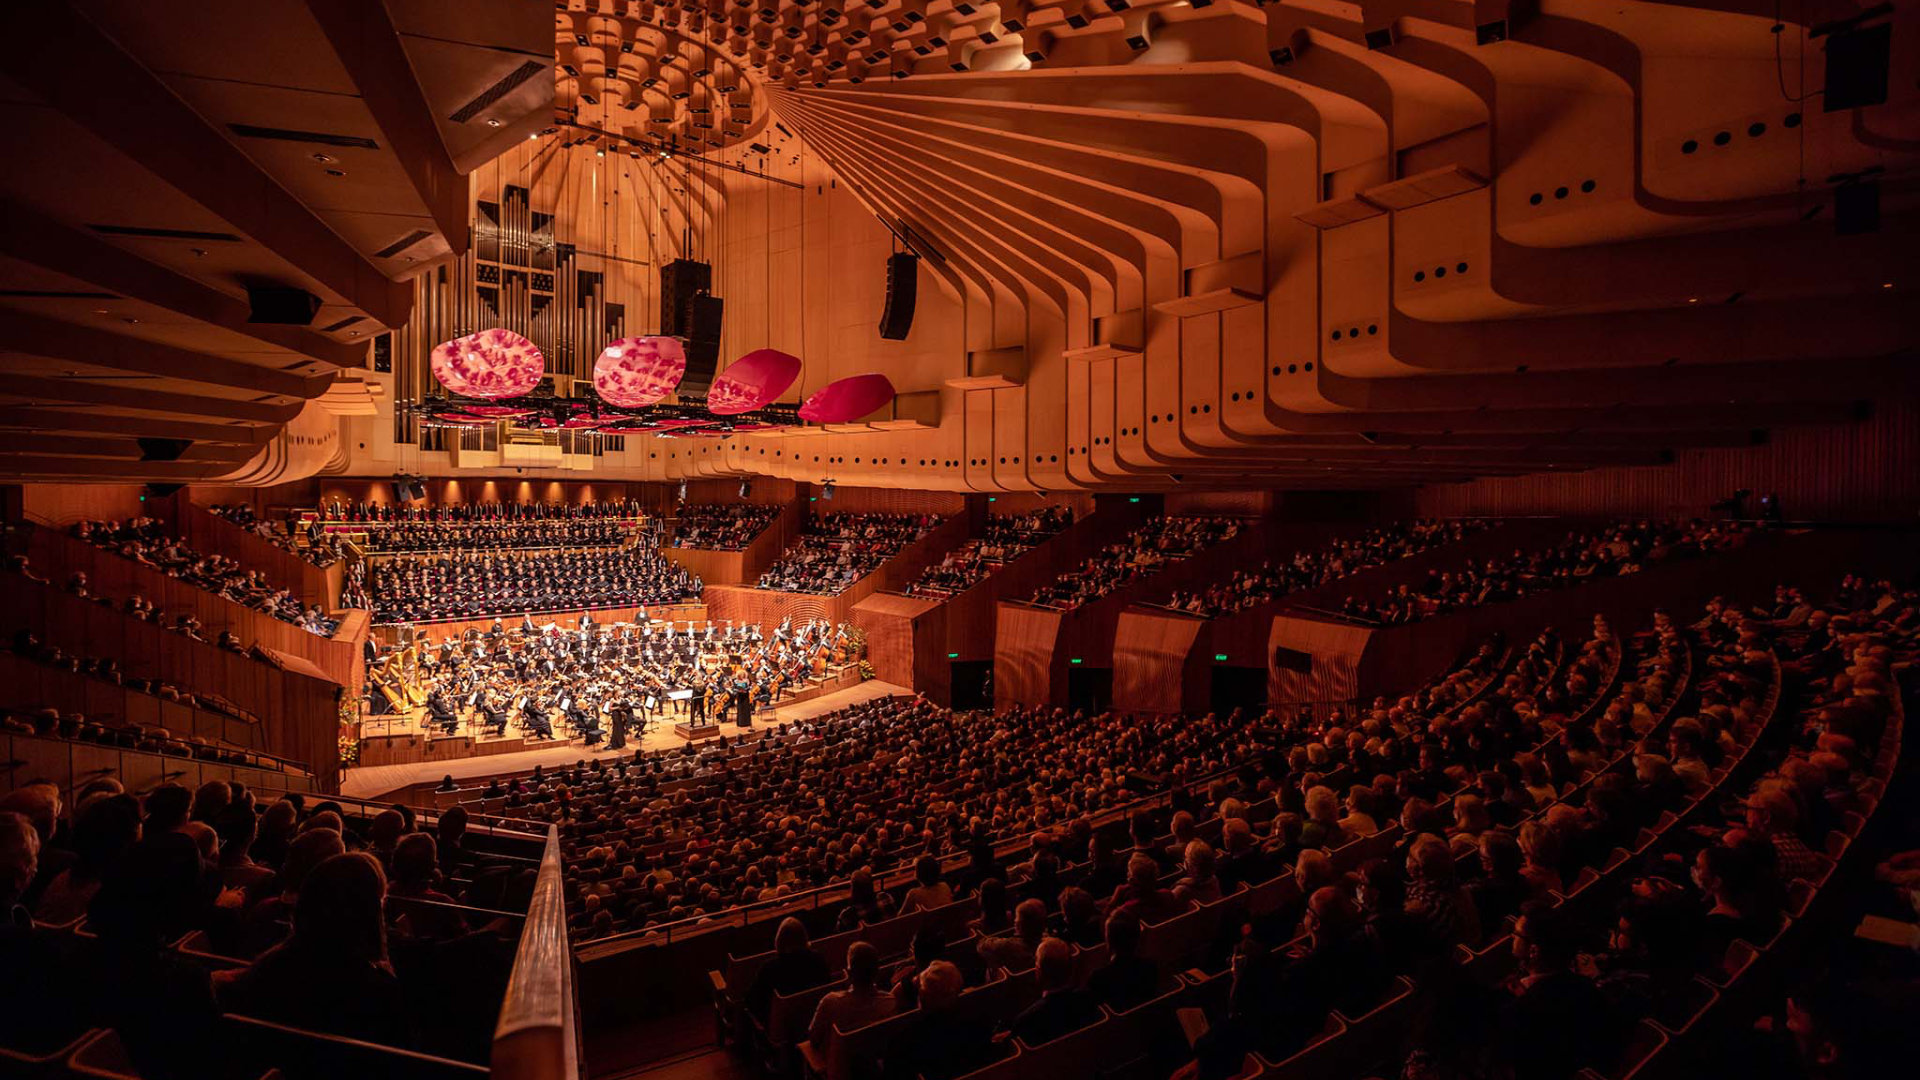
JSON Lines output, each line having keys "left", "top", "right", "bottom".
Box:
{"left": 1088, "top": 913, "right": 1159, "bottom": 1012}
{"left": 1467, "top": 830, "right": 1530, "bottom": 930}
{"left": 1271, "top": 888, "right": 1386, "bottom": 1054}
{"left": 901, "top": 854, "right": 954, "bottom": 913}
{"left": 1051, "top": 885, "right": 1104, "bottom": 948}
{"left": 835, "top": 868, "right": 897, "bottom": 931}
{"left": 808, "top": 941, "right": 898, "bottom": 1053}
{"left": 1174, "top": 840, "right": 1225, "bottom": 905}
{"left": 33, "top": 793, "right": 140, "bottom": 924}
{"left": 979, "top": 897, "right": 1049, "bottom": 971}
{"left": 215, "top": 852, "right": 412, "bottom": 1048}
{"left": 388, "top": 832, "right": 466, "bottom": 940}
{"left": 241, "top": 827, "right": 345, "bottom": 957}
{"left": 1107, "top": 851, "right": 1191, "bottom": 924}
{"left": 1692, "top": 843, "right": 1782, "bottom": 969}
{"left": 888, "top": 925, "right": 947, "bottom": 1009}
{"left": 747, "top": 917, "right": 833, "bottom": 1021}
{"left": 0, "top": 781, "right": 68, "bottom": 906}
{"left": 1405, "top": 833, "right": 1482, "bottom": 949}
{"left": 884, "top": 961, "right": 999, "bottom": 1080}
{"left": 1009, "top": 937, "right": 1101, "bottom": 1044}
{"left": 1505, "top": 902, "right": 1617, "bottom": 1080}
{"left": 212, "top": 803, "right": 274, "bottom": 897}
{"left": 86, "top": 831, "right": 225, "bottom": 1080}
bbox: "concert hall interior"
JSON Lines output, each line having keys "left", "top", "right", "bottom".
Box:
{"left": 3, "top": 2, "right": 1919, "bottom": 1079}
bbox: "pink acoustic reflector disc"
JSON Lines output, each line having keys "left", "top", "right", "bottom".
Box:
{"left": 430, "top": 329, "right": 546, "bottom": 399}
{"left": 594, "top": 336, "right": 686, "bottom": 407}
{"left": 797, "top": 373, "right": 896, "bottom": 423}
{"left": 708, "top": 348, "right": 802, "bottom": 414}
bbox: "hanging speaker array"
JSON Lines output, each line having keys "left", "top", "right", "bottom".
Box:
{"left": 878, "top": 252, "right": 918, "bottom": 340}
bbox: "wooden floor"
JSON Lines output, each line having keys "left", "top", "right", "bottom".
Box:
{"left": 340, "top": 679, "right": 908, "bottom": 800}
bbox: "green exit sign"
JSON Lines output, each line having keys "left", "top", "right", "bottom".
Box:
{"left": 1128, "top": 497, "right": 1141, "bottom": 503}
{"left": 1070, "top": 657, "right": 1083, "bottom": 665}
{"left": 948, "top": 652, "right": 959, "bottom": 659}
{"left": 1214, "top": 653, "right": 1229, "bottom": 662}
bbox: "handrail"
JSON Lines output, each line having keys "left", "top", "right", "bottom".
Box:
{"left": 492, "top": 824, "right": 580, "bottom": 1080}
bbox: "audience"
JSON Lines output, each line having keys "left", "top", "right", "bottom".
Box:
{"left": 209, "top": 504, "right": 341, "bottom": 568}
{"left": 1340, "top": 519, "right": 1755, "bottom": 625}
{"left": 757, "top": 513, "right": 942, "bottom": 594}
{"left": 1029, "top": 516, "right": 1239, "bottom": 609}
{"left": 69, "top": 518, "right": 337, "bottom": 635}
{"left": 670, "top": 503, "right": 781, "bottom": 551}
{"left": 906, "top": 506, "right": 1074, "bottom": 597}
{"left": 1165, "top": 519, "right": 1488, "bottom": 617}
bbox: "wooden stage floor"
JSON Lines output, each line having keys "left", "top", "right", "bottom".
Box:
{"left": 340, "top": 679, "right": 908, "bottom": 800}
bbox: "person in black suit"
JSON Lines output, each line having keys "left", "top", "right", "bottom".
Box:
{"left": 1009, "top": 938, "right": 1101, "bottom": 1045}
{"left": 607, "top": 703, "right": 630, "bottom": 750}
{"left": 520, "top": 696, "right": 553, "bottom": 740}
{"left": 480, "top": 694, "right": 508, "bottom": 738}
{"left": 425, "top": 690, "right": 459, "bottom": 735}
{"left": 689, "top": 673, "right": 709, "bottom": 724}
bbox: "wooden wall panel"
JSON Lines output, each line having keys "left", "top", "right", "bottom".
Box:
{"left": 23, "top": 525, "right": 365, "bottom": 693}
{"left": 176, "top": 495, "right": 334, "bottom": 608}
{"left": 3, "top": 730, "right": 314, "bottom": 801}
{"left": 1410, "top": 398, "right": 1920, "bottom": 523}
{"left": 20, "top": 483, "right": 150, "bottom": 527}
{"left": 0, "top": 653, "right": 269, "bottom": 752}
{"left": 0, "top": 573, "right": 344, "bottom": 791}
{"left": 1110, "top": 610, "right": 1209, "bottom": 714}
{"left": 849, "top": 592, "right": 945, "bottom": 700}
{"left": 993, "top": 602, "right": 1066, "bottom": 708}
{"left": 810, "top": 486, "right": 968, "bottom": 518}
{"left": 1267, "top": 617, "right": 1374, "bottom": 706}
{"left": 940, "top": 498, "right": 1146, "bottom": 662}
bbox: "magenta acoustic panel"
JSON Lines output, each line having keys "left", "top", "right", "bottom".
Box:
{"left": 707, "top": 348, "right": 801, "bottom": 414}
{"left": 430, "top": 329, "right": 546, "bottom": 399}
{"left": 797, "top": 373, "right": 895, "bottom": 423}
{"left": 594, "top": 336, "right": 687, "bottom": 407}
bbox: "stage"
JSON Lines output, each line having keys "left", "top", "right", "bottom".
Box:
{"left": 340, "top": 677, "right": 908, "bottom": 801}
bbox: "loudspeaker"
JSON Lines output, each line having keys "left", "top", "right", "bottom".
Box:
{"left": 879, "top": 252, "right": 918, "bottom": 340}
{"left": 682, "top": 294, "right": 725, "bottom": 396}
{"left": 1823, "top": 23, "right": 1890, "bottom": 111}
{"left": 246, "top": 286, "right": 322, "bottom": 326}
{"left": 658, "top": 259, "right": 712, "bottom": 338}
{"left": 1835, "top": 180, "right": 1880, "bottom": 235}
{"left": 137, "top": 437, "right": 191, "bottom": 461}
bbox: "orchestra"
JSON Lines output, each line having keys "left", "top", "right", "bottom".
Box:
{"left": 361, "top": 614, "right": 856, "bottom": 747}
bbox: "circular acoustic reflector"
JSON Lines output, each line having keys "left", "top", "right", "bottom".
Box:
{"left": 594, "top": 336, "right": 686, "bottom": 407}
{"left": 708, "top": 348, "right": 802, "bottom": 414}
{"left": 797, "top": 373, "right": 896, "bottom": 423}
{"left": 430, "top": 329, "right": 545, "bottom": 399}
